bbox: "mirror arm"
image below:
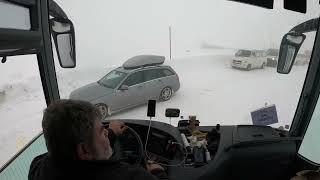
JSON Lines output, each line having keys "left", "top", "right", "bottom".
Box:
{"left": 48, "top": 0, "right": 68, "bottom": 19}
{"left": 290, "top": 18, "right": 319, "bottom": 34}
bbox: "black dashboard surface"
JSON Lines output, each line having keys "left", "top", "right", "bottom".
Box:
{"left": 107, "top": 119, "right": 295, "bottom": 180}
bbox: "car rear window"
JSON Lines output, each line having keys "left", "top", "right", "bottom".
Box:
{"left": 162, "top": 69, "right": 174, "bottom": 76}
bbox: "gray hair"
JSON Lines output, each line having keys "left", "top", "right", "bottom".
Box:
{"left": 42, "top": 99, "right": 102, "bottom": 161}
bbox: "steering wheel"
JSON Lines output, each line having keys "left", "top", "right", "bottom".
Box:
{"left": 111, "top": 125, "right": 146, "bottom": 166}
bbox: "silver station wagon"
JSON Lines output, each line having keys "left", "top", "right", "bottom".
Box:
{"left": 69, "top": 55, "right": 180, "bottom": 118}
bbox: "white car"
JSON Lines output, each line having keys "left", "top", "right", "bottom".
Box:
{"left": 231, "top": 50, "right": 267, "bottom": 70}
{"left": 264, "top": 49, "right": 279, "bottom": 67}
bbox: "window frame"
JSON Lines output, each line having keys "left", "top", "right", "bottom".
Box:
{"left": 0, "top": 132, "right": 44, "bottom": 173}
{"left": 0, "top": 0, "right": 60, "bottom": 172}
{"left": 289, "top": 17, "right": 320, "bottom": 138}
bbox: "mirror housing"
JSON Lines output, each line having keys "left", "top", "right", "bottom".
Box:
{"left": 119, "top": 85, "right": 129, "bottom": 91}
{"left": 277, "top": 32, "right": 306, "bottom": 74}
{"left": 50, "top": 17, "right": 76, "bottom": 68}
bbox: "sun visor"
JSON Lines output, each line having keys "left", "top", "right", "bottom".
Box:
{"left": 0, "top": 0, "right": 31, "bottom": 30}
{"left": 0, "top": 0, "right": 42, "bottom": 57}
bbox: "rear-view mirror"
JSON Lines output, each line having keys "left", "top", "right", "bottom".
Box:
{"left": 277, "top": 32, "right": 306, "bottom": 74}
{"left": 50, "top": 17, "right": 76, "bottom": 68}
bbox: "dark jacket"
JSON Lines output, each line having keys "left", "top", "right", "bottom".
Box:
{"left": 28, "top": 128, "right": 167, "bottom": 180}
{"left": 28, "top": 153, "right": 167, "bottom": 180}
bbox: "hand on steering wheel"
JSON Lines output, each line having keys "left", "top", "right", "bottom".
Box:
{"left": 109, "top": 120, "right": 127, "bottom": 136}
{"left": 110, "top": 122, "right": 145, "bottom": 166}
{"left": 109, "top": 121, "right": 165, "bottom": 172}
{"left": 147, "top": 160, "right": 165, "bottom": 172}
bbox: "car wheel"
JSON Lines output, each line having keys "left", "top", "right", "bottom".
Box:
{"left": 246, "top": 64, "right": 252, "bottom": 71}
{"left": 261, "top": 63, "right": 265, "bottom": 69}
{"left": 95, "top": 103, "right": 109, "bottom": 119}
{"left": 160, "top": 87, "right": 173, "bottom": 101}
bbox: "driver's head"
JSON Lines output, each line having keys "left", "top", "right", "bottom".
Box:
{"left": 42, "top": 99, "right": 113, "bottom": 161}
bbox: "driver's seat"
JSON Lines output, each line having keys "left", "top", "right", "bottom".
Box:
{"left": 197, "top": 139, "right": 297, "bottom": 180}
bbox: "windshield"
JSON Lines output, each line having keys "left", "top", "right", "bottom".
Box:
{"left": 53, "top": 0, "right": 319, "bottom": 129}
{"left": 98, "top": 70, "right": 127, "bottom": 89}
{"left": 235, "top": 50, "right": 251, "bottom": 57}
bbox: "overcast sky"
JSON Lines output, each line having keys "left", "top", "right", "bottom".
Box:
{"left": 53, "top": 0, "right": 320, "bottom": 68}
{"left": 55, "top": 0, "right": 320, "bottom": 68}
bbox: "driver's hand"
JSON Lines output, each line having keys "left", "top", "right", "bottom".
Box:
{"left": 109, "top": 120, "right": 127, "bottom": 136}
{"left": 146, "top": 161, "right": 165, "bottom": 172}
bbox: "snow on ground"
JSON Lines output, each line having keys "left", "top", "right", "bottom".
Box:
{"left": 0, "top": 54, "right": 308, "bottom": 166}
{"left": 55, "top": 51, "right": 308, "bottom": 128}
{"left": 0, "top": 76, "right": 46, "bottom": 167}
{"left": 0, "top": 56, "right": 47, "bottom": 167}
{"left": 109, "top": 55, "right": 307, "bottom": 128}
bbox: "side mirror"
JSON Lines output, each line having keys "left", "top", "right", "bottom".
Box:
{"left": 50, "top": 18, "right": 76, "bottom": 68}
{"left": 119, "top": 85, "right": 129, "bottom": 91}
{"left": 277, "top": 32, "right": 306, "bottom": 74}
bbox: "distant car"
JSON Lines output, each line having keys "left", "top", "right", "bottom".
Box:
{"left": 69, "top": 55, "right": 180, "bottom": 119}
{"left": 265, "top": 49, "right": 279, "bottom": 67}
{"left": 231, "top": 50, "right": 267, "bottom": 70}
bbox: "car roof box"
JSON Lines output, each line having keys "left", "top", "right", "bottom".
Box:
{"left": 123, "top": 55, "right": 165, "bottom": 69}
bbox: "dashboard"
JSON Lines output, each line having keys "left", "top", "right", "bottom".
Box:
{"left": 105, "top": 119, "right": 295, "bottom": 180}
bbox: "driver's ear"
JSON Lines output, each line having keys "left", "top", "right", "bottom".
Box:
{"left": 77, "top": 143, "right": 93, "bottom": 160}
